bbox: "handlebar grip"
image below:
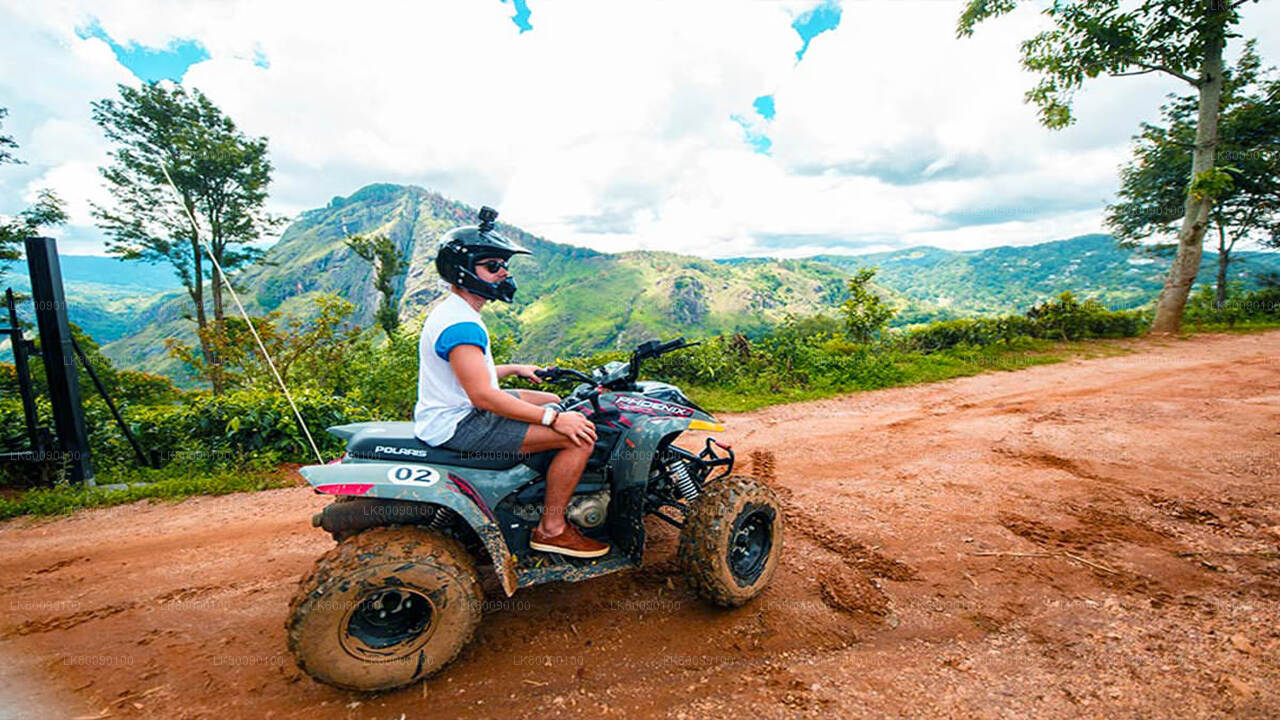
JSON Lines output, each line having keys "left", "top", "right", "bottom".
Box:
{"left": 534, "top": 367, "right": 556, "bottom": 379}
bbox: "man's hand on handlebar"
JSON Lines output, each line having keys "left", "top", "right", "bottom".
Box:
{"left": 507, "top": 364, "right": 546, "bottom": 383}
{"left": 535, "top": 366, "right": 594, "bottom": 384}
{"left": 551, "top": 410, "right": 596, "bottom": 447}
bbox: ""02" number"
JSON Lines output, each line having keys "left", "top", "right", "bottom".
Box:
{"left": 386, "top": 466, "right": 440, "bottom": 485}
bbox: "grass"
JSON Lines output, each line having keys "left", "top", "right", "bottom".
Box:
{"left": 0, "top": 463, "right": 296, "bottom": 522}
{"left": 686, "top": 337, "right": 1115, "bottom": 413}
{"left": 1180, "top": 320, "right": 1280, "bottom": 335}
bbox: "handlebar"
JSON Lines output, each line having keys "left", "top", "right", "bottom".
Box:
{"left": 533, "top": 337, "right": 699, "bottom": 392}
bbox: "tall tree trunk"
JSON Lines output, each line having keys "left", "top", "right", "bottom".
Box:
{"left": 189, "top": 237, "right": 222, "bottom": 395}
{"left": 210, "top": 260, "right": 224, "bottom": 323}
{"left": 210, "top": 212, "right": 225, "bottom": 324}
{"left": 1215, "top": 223, "right": 1229, "bottom": 310}
{"left": 1150, "top": 28, "right": 1226, "bottom": 334}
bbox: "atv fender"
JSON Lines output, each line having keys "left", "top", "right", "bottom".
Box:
{"left": 298, "top": 462, "right": 520, "bottom": 596}
{"left": 608, "top": 416, "right": 707, "bottom": 564}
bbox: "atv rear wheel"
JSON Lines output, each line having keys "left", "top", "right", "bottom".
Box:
{"left": 285, "top": 526, "right": 482, "bottom": 691}
{"left": 677, "top": 475, "right": 782, "bottom": 607}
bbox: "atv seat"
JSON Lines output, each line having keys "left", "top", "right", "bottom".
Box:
{"left": 344, "top": 422, "right": 550, "bottom": 471}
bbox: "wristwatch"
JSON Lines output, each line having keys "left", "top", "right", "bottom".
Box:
{"left": 541, "top": 407, "right": 557, "bottom": 426}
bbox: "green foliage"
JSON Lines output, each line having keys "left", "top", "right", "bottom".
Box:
{"left": 900, "top": 316, "right": 1037, "bottom": 353}
{"left": 1, "top": 266, "right": 1263, "bottom": 523}
{"left": 1183, "top": 283, "right": 1280, "bottom": 328}
{"left": 92, "top": 83, "right": 281, "bottom": 286}
{"left": 896, "top": 292, "right": 1145, "bottom": 352}
{"left": 957, "top": 0, "right": 1253, "bottom": 129}
{"left": 182, "top": 388, "right": 370, "bottom": 461}
{"left": 166, "top": 294, "right": 363, "bottom": 393}
{"left": 91, "top": 81, "right": 283, "bottom": 388}
{"left": 344, "top": 233, "right": 407, "bottom": 336}
{"left": 345, "top": 325, "right": 422, "bottom": 420}
{"left": 0, "top": 107, "right": 17, "bottom": 166}
{"left": 1188, "top": 166, "right": 1238, "bottom": 201}
{"left": 840, "top": 268, "right": 896, "bottom": 343}
{"left": 1025, "top": 291, "right": 1147, "bottom": 340}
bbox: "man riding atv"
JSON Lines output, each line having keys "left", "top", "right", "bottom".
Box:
{"left": 414, "top": 206, "right": 609, "bottom": 558}
{"left": 288, "top": 206, "right": 782, "bottom": 691}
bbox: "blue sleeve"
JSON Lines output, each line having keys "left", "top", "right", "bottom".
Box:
{"left": 434, "top": 322, "right": 488, "bottom": 361}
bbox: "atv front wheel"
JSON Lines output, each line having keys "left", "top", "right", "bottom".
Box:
{"left": 677, "top": 475, "right": 782, "bottom": 607}
{"left": 285, "top": 526, "right": 482, "bottom": 691}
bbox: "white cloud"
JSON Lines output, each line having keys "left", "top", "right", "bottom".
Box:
{"left": 1, "top": 0, "right": 1278, "bottom": 259}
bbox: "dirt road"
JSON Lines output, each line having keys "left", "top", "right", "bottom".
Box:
{"left": 2, "top": 331, "right": 1278, "bottom": 719}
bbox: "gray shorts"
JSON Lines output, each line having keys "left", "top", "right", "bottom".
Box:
{"left": 439, "top": 390, "right": 532, "bottom": 460}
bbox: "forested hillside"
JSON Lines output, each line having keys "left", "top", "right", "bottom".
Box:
{"left": 60, "top": 184, "right": 1278, "bottom": 378}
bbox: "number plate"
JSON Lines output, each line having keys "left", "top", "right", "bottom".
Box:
{"left": 385, "top": 465, "right": 441, "bottom": 486}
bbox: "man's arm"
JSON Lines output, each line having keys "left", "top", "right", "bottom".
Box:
{"left": 451, "top": 346, "right": 595, "bottom": 446}
{"left": 495, "top": 363, "right": 545, "bottom": 382}
{"left": 450, "top": 347, "right": 546, "bottom": 423}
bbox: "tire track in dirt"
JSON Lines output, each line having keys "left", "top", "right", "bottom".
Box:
{"left": 747, "top": 449, "right": 918, "bottom": 621}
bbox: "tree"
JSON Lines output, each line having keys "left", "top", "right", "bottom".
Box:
{"left": 840, "top": 267, "right": 895, "bottom": 343}
{"left": 344, "top": 233, "right": 407, "bottom": 336}
{"left": 91, "top": 83, "right": 282, "bottom": 392}
{"left": 167, "top": 294, "right": 362, "bottom": 394}
{"left": 959, "top": 0, "right": 1262, "bottom": 333}
{"left": 0, "top": 108, "right": 18, "bottom": 166}
{"left": 1108, "top": 41, "right": 1280, "bottom": 309}
{"left": 0, "top": 109, "right": 68, "bottom": 280}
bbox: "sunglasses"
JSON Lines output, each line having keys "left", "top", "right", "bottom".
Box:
{"left": 477, "top": 259, "right": 508, "bottom": 273}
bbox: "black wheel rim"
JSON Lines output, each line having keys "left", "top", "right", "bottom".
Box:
{"left": 728, "top": 504, "right": 774, "bottom": 586}
{"left": 340, "top": 587, "right": 436, "bottom": 660}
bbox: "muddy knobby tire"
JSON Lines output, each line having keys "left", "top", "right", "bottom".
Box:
{"left": 285, "top": 526, "right": 482, "bottom": 691}
{"left": 678, "top": 474, "right": 783, "bottom": 607}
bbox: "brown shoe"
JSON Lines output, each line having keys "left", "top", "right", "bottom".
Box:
{"left": 530, "top": 524, "right": 610, "bottom": 559}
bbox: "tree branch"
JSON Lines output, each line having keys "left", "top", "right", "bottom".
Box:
{"left": 1131, "top": 62, "right": 1201, "bottom": 87}
{"left": 1111, "top": 68, "right": 1161, "bottom": 79}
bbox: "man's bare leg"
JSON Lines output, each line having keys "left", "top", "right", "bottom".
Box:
{"left": 520, "top": 425, "right": 593, "bottom": 536}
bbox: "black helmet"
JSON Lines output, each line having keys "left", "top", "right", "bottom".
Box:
{"left": 435, "top": 206, "right": 531, "bottom": 303}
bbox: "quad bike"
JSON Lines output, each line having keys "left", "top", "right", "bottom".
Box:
{"left": 285, "top": 337, "right": 784, "bottom": 691}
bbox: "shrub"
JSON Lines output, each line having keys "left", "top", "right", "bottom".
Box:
{"left": 1025, "top": 291, "right": 1146, "bottom": 340}
{"left": 898, "top": 316, "right": 1037, "bottom": 353}
{"left": 1183, "top": 284, "right": 1280, "bottom": 328}
{"left": 180, "top": 388, "right": 372, "bottom": 462}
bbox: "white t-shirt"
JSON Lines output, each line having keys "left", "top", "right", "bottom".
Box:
{"left": 413, "top": 292, "right": 499, "bottom": 445}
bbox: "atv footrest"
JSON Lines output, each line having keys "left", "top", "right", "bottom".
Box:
{"left": 515, "top": 547, "right": 636, "bottom": 588}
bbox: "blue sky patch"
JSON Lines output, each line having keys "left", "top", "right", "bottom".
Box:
{"left": 76, "top": 19, "right": 209, "bottom": 82}
{"left": 500, "top": 0, "right": 533, "bottom": 33}
{"left": 792, "top": 0, "right": 842, "bottom": 61}
{"left": 731, "top": 114, "right": 772, "bottom": 155}
{"left": 753, "top": 95, "right": 775, "bottom": 121}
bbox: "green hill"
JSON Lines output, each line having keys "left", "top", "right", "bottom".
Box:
{"left": 83, "top": 184, "right": 1279, "bottom": 380}
{"left": 814, "top": 234, "right": 1280, "bottom": 321}
{"left": 4, "top": 255, "right": 181, "bottom": 344}
{"left": 98, "top": 184, "right": 853, "bottom": 377}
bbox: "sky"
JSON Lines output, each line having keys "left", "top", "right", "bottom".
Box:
{"left": 1, "top": 0, "right": 1279, "bottom": 259}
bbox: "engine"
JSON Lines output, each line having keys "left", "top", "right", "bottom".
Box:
{"left": 509, "top": 489, "right": 611, "bottom": 529}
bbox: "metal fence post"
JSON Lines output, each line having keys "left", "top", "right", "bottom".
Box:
{"left": 24, "top": 236, "right": 94, "bottom": 485}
